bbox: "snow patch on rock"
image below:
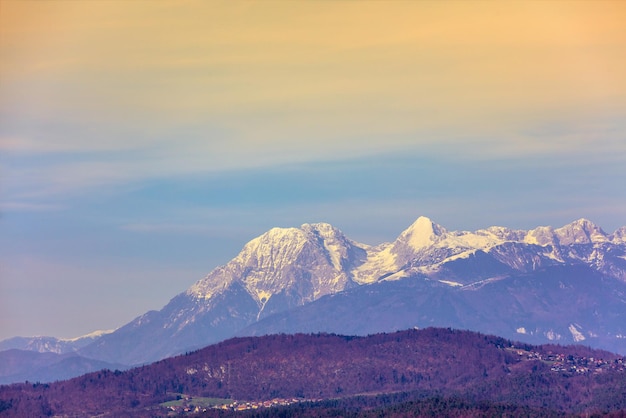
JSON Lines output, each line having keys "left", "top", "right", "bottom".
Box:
{"left": 568, "top": 324, "right": 586, "bottom": 342}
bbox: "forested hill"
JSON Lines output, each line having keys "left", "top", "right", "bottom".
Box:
{"left": 1, "top": 328, "right": 625, "bottom": 417}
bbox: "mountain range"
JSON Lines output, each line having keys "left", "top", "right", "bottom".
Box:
{"left": 0, "top": 330, "right": 112, "bottom": 355}
{"left": 2, "top": 216, "right": 625, "bottom": 383}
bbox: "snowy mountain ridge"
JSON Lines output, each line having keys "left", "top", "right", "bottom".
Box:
{"left": 187, "top": 216, "right": 623, "bottom": 303}
{"left": 4, "top": 216, "right": 626, "bottom": 369}
{"left": 0, "top": 330, "right": 115, "bottom": 355}
{"left": 163, "top": 216, "right": 625, "bottom": 346}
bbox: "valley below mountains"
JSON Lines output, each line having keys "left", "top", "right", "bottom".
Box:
{"left": 2, "top": 216, "right": 626, "bottom": 384}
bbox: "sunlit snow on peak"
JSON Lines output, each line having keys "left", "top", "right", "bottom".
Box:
{"left": 398, "top": 216, "right": 446, "bottom": 251}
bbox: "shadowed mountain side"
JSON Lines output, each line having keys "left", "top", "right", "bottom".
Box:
{"left": 0, "top": 350, "right": 125, "bottom": 385}
{"left": 79, "top": 283, "right": 259, "bottom": 365}
{"left": 239, "top": 265, "right": 626, "bottom": 355}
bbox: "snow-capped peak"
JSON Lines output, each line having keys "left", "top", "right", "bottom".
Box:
{"left": 187, "top": 222, "right": 365, "bottom": 308}
{"left": 555, "top": 218, "right": 608, "bottom": 245}
{"left": 61, "top": 329, "right": 115, "bottom": 342}
{"left": 300, "top": 222, "right": 337, "bottom": 236}
{"left": 187, "top": 226, "right": 310, "bottom": 301}
{"left": 398, "top": 216, "right": 446, "bottom": 251}
{"left": 240, "top": 226, "right": 308, "bottom": 264}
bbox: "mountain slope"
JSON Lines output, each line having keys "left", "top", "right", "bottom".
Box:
{"left": 240, "top": 265, "right": 626, "bottom": 354}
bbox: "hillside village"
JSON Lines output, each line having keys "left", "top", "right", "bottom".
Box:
{"left": 509, "top": 347, "right": 626, "bottom": 375}
{"left": 161, "top": 347, "right": 626, "bottom": 415}
{"left": 161, "top": 396, "right": 318, "bottom": 415}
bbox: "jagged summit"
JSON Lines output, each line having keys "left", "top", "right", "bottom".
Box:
{"left": 555, "top": 218, "right": 608, "bottom": 245}
{"left": 300, "top": 222, "right": 337, "bottom": 233}
{"left": 187, "top": 222, "right": 365, "bottom": 307}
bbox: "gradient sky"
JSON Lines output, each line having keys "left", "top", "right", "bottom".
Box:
{"left": 1, "top": 1, "right": 625, "bottom": 340}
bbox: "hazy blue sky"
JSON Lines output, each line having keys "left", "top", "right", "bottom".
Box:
{"left": 1, "top": 1, "right": 625, "bottom": 340}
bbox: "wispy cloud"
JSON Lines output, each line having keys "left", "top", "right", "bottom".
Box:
{"left": 0, "top": 201, "right": 64, "bottom": 212}
{"left": 2, "top": 1, "right": 625, "bottom": 167}
{"left": 120, "top": 222, "right": 219, "bottom": 235}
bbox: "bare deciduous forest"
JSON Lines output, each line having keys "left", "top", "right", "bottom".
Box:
{"left": 1, "top": 328, "right": 625, "bottom": 417}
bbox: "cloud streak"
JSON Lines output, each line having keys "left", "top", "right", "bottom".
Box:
{"left": 2, "top": 1, "right": 625, "bottom": 163}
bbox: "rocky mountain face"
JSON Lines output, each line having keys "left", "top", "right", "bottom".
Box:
{"left": 187, "top": 223, "right": 367, "bottom": 317}
{"left": 3, "top": 217, "right": 626, "bottom": 378}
